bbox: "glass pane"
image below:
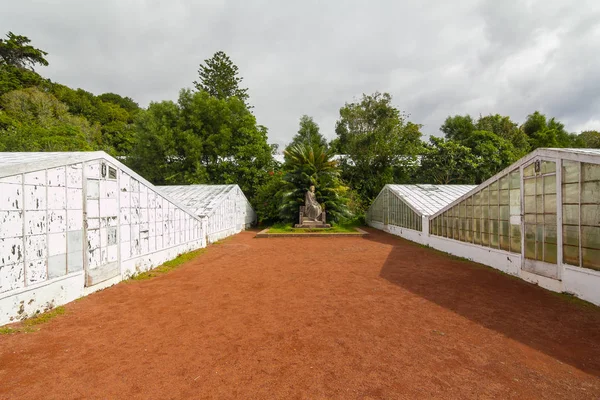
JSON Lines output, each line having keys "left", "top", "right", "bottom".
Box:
{"left": 544, "top": 194, "right": 556, "bottom": 214}
{"left": 473, "top": 219, "right": 481, "bottom": 245}
{"left": 510, "top": 225, "right": 521, "bottom": 253}
{"left": 581, "top": 226, "right": 600, "bottom": 250}
{"left": 490, "top": 205, "right": 499, "bottom": 219}
{"left": 563, "top": 205, "right": 579, "bottom": 225}
{"left": 500, "top": 235, "right": 510, "bottom": 251}
{"left": 524, "top": 196, "right": 536, "bottom": 214}
{"left": 500, "top": 221, "right": 510, "bottom": 236}
{"left": 490, "top": 220, "right": 499, "bottom": 248}
{"left": 490, "top": 181, "right": 499, "bottom": 191}
{"left": 563, "top": 244, "right": 580, "bottom": 266}
{"left": 525, "top": 224, "right": 536, "bottom": 259}
{"left": 562, "top": 160, "right": 579, "bottom": 184}
{"left": 500, "top": 176, "right": 509, "bottom": 190}
{"left": 536, "top": 225, "right": 544, "bottom": 261}
{"left": 582, "top": 248, "right": 600, "bottom": 271}
{"left": 544, "top": 224, "right": 557, "bottom": 244}
{"left": 481, "top": 188, "right": 489, "bottom": 206}
{"left": 489, "top": 190, "right": 499, "bottom": 206}
{"left": 543, "top": 175, "right": 556, "bottom": 194}
{"left": 482, "top": 220, "right": 490, "bottom": 246}
{"left": 536, "top": 195, "right": 543, "bottom": 213}
{"left": 581, "top": 204, "right": 600, "bottom": 226}
{"left": 563, "top": 225, "right": 579, "bottom": 247}
{"left": 536, "top": 177, "right": 543, "bottom": 195}
{"left": 544, "top": 243, "right": 557, "bottom": 264}
{"left": 509, "top": 188, "right": 520, "bottom": 208}
{"left": 545, "top": 214, "right": 556, "bottom": 225}
{"left": 490, "top": 232, "right": 499, "bottom": 248}
{"left": 500, "top": 190, "right": 509, "bottom": 205}
{"left": 582, "top": 181, "right": 600, "bottom": 203}
{"left": 524, "top": 178, "right": 535, "bottom": 196}
{"left": 582, "top": 163, "right": 600, "bottom": 182}
{"left": 524, "top": 163, "right": 535, "bottom": 177}
{"left": 510, "top": 170, "right": 520, "bottom": 189}
{"left": 562, "top": 183, "right": 579, "bottom": 204}
{"left": 524, "top": 214, "right": 536, "bottom": 223}
{"left": 542, "top": 161, "right": 556, "bottom": 174}
{"left": 499, "top": 205, "right": 510, "bottom": 220}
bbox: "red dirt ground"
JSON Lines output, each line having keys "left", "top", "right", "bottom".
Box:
{"left": 1, "top": 228, "right": 600, "bottom": 399}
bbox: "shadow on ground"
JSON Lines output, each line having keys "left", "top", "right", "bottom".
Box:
{"left": 364, "top": 227, "right": 600, "bottom": 377}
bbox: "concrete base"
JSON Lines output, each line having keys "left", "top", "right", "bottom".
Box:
{"left": 294, "top": 223, "right": 331, "bottom": 228}
{"left": 256, "top": 228, "right": 368, "bottom": 238}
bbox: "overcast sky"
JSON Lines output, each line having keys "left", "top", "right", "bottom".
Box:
{"left": 2, "top": 0, "right": 599, "bottom": 148}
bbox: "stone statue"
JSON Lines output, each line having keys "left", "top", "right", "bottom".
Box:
{"left": 304, "top": 185, "right": 322, "bottom": 220}
{"left": 295, "top": 185, "right": 330, "bottom": 228}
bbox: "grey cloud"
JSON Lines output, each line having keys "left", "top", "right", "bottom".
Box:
{"left": 1, "top": 0, "right": 599, "bottom": 147}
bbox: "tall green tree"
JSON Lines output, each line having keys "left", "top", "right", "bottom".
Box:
{"left": 460, "top": 130, "right": 518, "bottom": 183}
{"left": 50, "top": 84, "right": 140, "bottom": 155}
{"left": 521, "top": 111, "right": 573, "bottom": 149}
{"left": 129, "top": 89, "right": 273, "bottom": 200}
{"left": 440, "top": 115, "right": 475, "bottom": 142}
{"left": 193, "top": 51, "right": 249, "bottom": 107}
{"left": 334, "top": 92, "right": 422, "bottom": 207}
{"left": 280, "top": 143, "right": 349, "bottom": 223}
{"left": 577, "top": 130, "right": 600, "bottom": 148}
{"left": 475, "top": 114, "right": 530, "bottom": 157}
{"left": 416, "top": 137, "right": 478, "bottom": 184}
{"left": 287, "top": 115, "right": 327, "bottom": 149}
{"left": 0, "top": 32, "right": 48, "bottom": 71}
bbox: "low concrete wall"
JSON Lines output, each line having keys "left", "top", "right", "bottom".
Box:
{"left": 368, "top": 221, "right": 600, "bottom": 306}
{"left": 0, "top": 237, "right": 206, "bottom": 327}
{"left": 0, "top": 272, "right": 84, "bottom": 325}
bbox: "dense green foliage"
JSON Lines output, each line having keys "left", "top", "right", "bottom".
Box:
{"left": 1, "top": 31, "right": 599, "bottom": 225}
{"left": 287, "top": 115, "right": 328, "bottom": 149}
{"left": 194, "top": 51, "right": 250, "bottom": 108}
{"left": 0, "top": 33, "right": 139, "bottom": 156}
{"left": 332, "top": 92, "right": 423, "bottom": 208}
{"left": 128, "top": 89, "right": 273, "bottom": 200}
{"left": 279, "top": 143, "right": 350, "bottom": 224}
{"left": 0, "top": 32, "right": 48, "bottom": 71}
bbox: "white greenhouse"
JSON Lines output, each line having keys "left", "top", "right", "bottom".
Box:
{"left": 0, "top": 151, "right": 209, "bottom": 326}
{"left": 158, "top": 184, "right": 256, "bottom": 243}
{"left": 367, "top": 148, "right": 600, "bottom": 306}
{"left": 367, "top": 184, "right": 476, "bottom": 243}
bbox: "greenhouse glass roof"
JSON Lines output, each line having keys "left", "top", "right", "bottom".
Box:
{"left": 386, "top": 184, "right": 476, "bottom": 216}
{"left": 158, "top": 185, "right": 239, "bottom": 218}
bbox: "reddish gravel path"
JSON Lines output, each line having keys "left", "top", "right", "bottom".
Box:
{"left": 1, "top": 228, "right": 600, "bottom": 399}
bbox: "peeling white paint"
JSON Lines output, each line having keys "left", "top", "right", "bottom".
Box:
{"left": 0, "top": 153, "right": 242, "bottom": 326}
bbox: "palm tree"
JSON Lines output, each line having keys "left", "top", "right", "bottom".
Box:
{"left": 280, "top": 143, "right": 350, "bottom": 223}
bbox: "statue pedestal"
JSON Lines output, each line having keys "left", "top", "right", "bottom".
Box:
{"left": 295, "top": 206, "right": 330, "bottom": 228}
{"left": 294, "top": 221, "right": 331, "bottom": 229}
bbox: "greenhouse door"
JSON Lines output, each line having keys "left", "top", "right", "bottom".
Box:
{"left": 522, "top": 159, "right": 559, "bottom": 279}
{"left": 84, "top": 162, "right": 120, "bottom": 287}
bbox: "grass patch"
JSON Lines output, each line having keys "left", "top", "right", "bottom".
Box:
{"left": 552, "top": 291, "right": 599, "bottom": 310}
{"left": 267, "top": 222, "right": 361, "bottom": 234}
{"left": 130, "top": 248, "right": 206, "bottom": 281}
{"left": 23, "top": 306, "right": 66, "bottom": 327}
{"left": 0, "top": 327, "right": 17, "bottom": 335}
{"left": 0, "top": 306, "right": 66, "bottom": 335}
